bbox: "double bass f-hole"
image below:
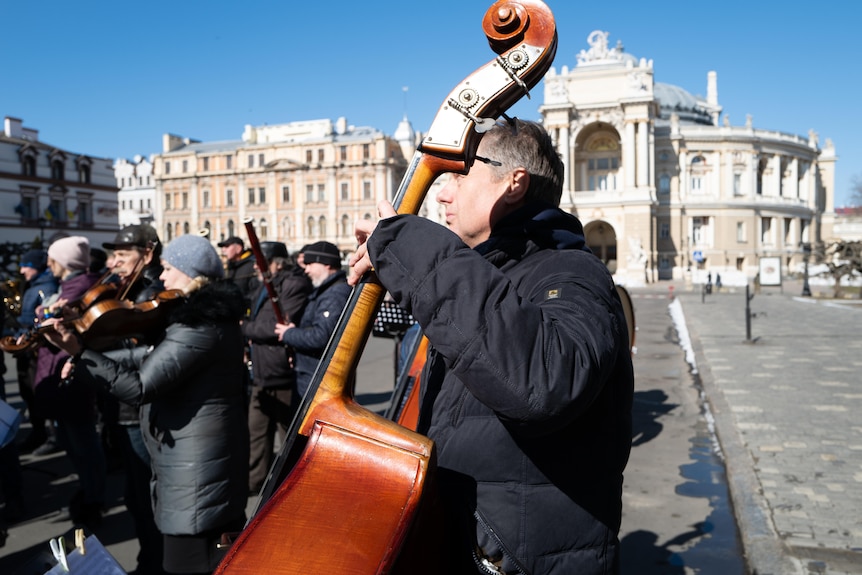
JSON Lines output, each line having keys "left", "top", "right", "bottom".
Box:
{"left": 214, "top": 3, "right": 557, "bottom": 574}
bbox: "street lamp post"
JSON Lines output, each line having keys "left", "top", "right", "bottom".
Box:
{"left": 801, "top": 242, "right": 812, "bottom": 297}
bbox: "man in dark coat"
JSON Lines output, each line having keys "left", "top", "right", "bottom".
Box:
{"left": 274, "top": 241, "right": 351, "bottom": 397}
{"left": 218, "top": 236, "right": 258, "bottom": 315}
{"left": 350, "top": 120, "right": 634, "bottom": 574}
{"left": 242, "top": 241, "right": 312, "bottom": 493}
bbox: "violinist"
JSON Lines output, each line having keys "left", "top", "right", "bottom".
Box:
{"left": 46, "top": 234, "right": 250, "bottom": 575}
{"left": 350, "top": 120, "right": 634, "bottom": 574}
{"left": 35, "top": 235, "right": 107, "bottom": 528}
{"left": 13, "top": 248, "right": 59, "bottom": 454}
{"left": 100, "top": 223, "right": 166, "bottom": 575}
{"left": 103, "top": 223, "right": 165, "bottom": 304}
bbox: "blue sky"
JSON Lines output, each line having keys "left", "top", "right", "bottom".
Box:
{"left": 2, "top": 1, "right": 859, "bottom": 206}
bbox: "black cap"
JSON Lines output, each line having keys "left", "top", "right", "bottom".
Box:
{"left": 20, "top": 248, "right": 47, "bottom": 271}
{"left": 260, "top": 241, "right": 289, "bottom": 261}
{"left": 217, "top": 236, "right": 244, "bottom": 248}
{"left": 301, "top": 241, "right": 341, "bottom": 268}
{"left": 103, "top": 224, "right": 160, "bottom": 254}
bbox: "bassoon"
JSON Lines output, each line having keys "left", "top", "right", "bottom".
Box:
{"left": 242, "top": 217, "right": 286, "bottom": 324}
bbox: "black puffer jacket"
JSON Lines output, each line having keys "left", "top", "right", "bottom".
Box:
{"left": 368, "top": 203, "right": 634, "bottom": 574}
{"left": 242, "top": 266, "right": 312, "bottom": 388}
{"left": 76, "top": 280, "right": 250, "bottom": 536}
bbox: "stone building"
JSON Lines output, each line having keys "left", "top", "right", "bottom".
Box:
{"left": 0, "top": 116, "right": 120, "bottom": 249}
{"left": 152, "top": 117, "right": 413, "bottom": 259}
{"left": 540, "top": 31, "right": 836, "bottom": 286}
{"left": 114, "top": 155, "right": 156, "bottom": 228}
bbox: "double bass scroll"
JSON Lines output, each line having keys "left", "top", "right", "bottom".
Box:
{"left": 215, "top": 3, "right": 557, "bottom": 574}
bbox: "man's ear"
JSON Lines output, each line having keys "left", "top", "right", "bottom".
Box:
{"left": 504, "top": 167, "right": 529, "bottom": 205}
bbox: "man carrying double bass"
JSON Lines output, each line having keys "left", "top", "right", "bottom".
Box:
{"left": 99, "top": 223, "right": 166, "bottom": 575}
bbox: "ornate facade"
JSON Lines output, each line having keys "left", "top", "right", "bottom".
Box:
{"left": 0, "top": 116, "right": 120, "bottom": 247}
{"left": 152, "top": 117, "right": 413, "bottom": 258}
{"left": 540, "top": 31, "right": 836, "bottom": 286}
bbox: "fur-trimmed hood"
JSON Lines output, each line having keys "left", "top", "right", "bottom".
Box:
{"left": 169, "top": 280, "right": 246, "bottom": 328}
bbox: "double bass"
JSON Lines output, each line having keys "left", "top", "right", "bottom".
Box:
{"left": 214, "top": 2, "right": 557, "bottom": 573}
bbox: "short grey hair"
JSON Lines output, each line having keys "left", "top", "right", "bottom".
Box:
{"left": 479, "top": 119, "right": 563, "bottom": 206}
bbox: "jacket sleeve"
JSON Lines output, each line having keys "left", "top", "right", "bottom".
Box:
{"left": 242, "top": 276, "right": 310, "bottom": 343}
{"left": 367, "top": 215, "right": 625, "bottom": 432}
{"left": 280, "top": 283, "right": 350, "bottom": 355}
{"left": 77, "top": 324, "right": 221, "bottom": 405}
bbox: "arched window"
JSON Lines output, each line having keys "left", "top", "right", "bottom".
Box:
{"left": 318, "top": 216, "right": 327, "bottom": 238}
{"left": 690, "top": 155, "right": 708, "bottom": 194}
{"left": 51, "top": 159, "right": 64, "bottom": 180}
{"left": 203, "top": 220, "right": 212, "bottom": 238}
{"left": 306, "top": 216, "right": 316, "bottom": 238}
{"left": 183, "top": 221, "right": 190, "bottom": 235}
{"left": 341, "top": 214, "right": 351, "bottom": 237}
{"left": 282, "top": 217, "right": 292, "bottom": 239}
{"left": 227, "top": 219, "right": 235, "bottom": 237}
{"left": 259, "top": 218, "right": 268, "bottom": 240}
{"left": 166, "top": 224, "right": 173, "bottom": 241}
{"left": 659, "top": 174, "right": 670, "bottom": 194}
{"left": 583, "top": 133, "right": 620, "bottom": 192}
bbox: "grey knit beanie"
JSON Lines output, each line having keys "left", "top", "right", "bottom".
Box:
{"left": 162, "top": 235, "right": 224, "bottom": 280}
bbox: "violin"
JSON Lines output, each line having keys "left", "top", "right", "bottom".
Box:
{"left": 214, "top": 3, "right": 557, "bottom": 574}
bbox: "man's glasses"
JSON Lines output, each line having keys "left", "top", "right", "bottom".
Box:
{"left": 474, "top": 155, "right": 502, "bottom": 167}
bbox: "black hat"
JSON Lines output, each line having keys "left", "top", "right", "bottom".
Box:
{"left": 217, "top": 236, "right": 244, "bottom": 248}
{"left": 103, "top": 224, "right": 160, "bottom": 252}
{"left": 301, "top": 241, "right": 341, "bottom": 268}
{"left": 260, "top": 241, "right": 289, "bottom": 261}
{"left": 20, "top": 248, "right": 47, "bottom": 271}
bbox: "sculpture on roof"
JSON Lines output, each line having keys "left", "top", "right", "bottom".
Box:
{"left": 576, "top": 31, "right": 625, "bottom": 66}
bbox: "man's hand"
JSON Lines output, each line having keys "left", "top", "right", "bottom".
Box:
{"left": 348, "top": 200, "right": 397, "bottom": 286}
{"left": 42, "top": 319, "right": 82, "bottom": 356}
{"left": 274, "top": 322, "right": 296, "bottom": 342}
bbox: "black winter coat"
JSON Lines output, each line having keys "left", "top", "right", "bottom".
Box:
{"left": 368, "top": 202, "right": 634, "bottom": 575}
{"left": 278, "top": 270, "right": 351, "bottom": 396}
{"left": 75, "top": 280, "right": 250, "bottom": 536}
{"left": 242, "top": 266, "right": 312, "bottom": 388}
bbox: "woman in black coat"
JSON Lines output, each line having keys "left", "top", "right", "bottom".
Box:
{"left": 48, "top": 234, "right": 250, "bottom": 575}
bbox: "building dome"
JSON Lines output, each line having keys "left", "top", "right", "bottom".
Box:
{"left": 654, "top": 82, "right": 713, "bottom": 125}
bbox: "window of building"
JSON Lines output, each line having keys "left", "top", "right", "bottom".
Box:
{"left": 318, "top": 149, "right": 325, "bottom": 163}
{"left": 22, "top": 154, "right": 36, "bottom": 177}
{"left": 183, "top": 221, "right": 190, "bottom": 235}
{"left": 182, "top": 160, "right": 188, "bottom": 173}
{"left": 317, "top": 184, "right": 325, "bottom": 202}
{"left": 341, "top": 214, "right": 351, "bottom": 237}
{"left": 258, "top": 153, "right": 265, "bottom": 168}
{"left": 306, "top": 150, "right": 313, "bottom": 164}
{"left": 166, "top": 224, "right": 173, "bottom": 241}
{"left": 340, "top": 182, "right": 349, "bottom": 201}
{"left": 47, "top": 197, "right": 65, "bottom": 223}
{"left": 259, "top": 187, "right": 266, "bottom": 204}
{"left": 658, "top": 174, "right": 670, "bottom": 194}
{"left": 784, "top": 218, "right": 793, "bottom": 246}
{"left": 736, "top": 257, "right": 745, "bottom": 271}
{"left": 227, "top": 219, "right": 235, "bottom": 237}
{"left": 202, "top": 157, "right": 209, "bottom": 171}
{"left": 226, "top": 155, "right": 232, "bottom": 170}
{"left": 78, "top": 163, "right": 91, "bottom": 184}
{"left": 690, "top": 155, "right": 708, "bottom": 195}
{"left": 733, "top": 173, "right": 742, "bottom": 196}
{"left": 203, "top": 190, "right": 210, "bottom": 207}
{"left": 51, "top": 159, "right": 64, "bottom": 180}
{"left": 306, "top": 216, "right": 315, "bottom": 238}
{"left": 306, "top": 184, "right": 314, "bottom": 202}
{"left": 16, "top": 190, "right": 37, "bottom": 220}
{"left": 363, "top": 144, "right": 370, "bottom": 160}
{"left": 737, "top": 222, "right": 746, "bottom": 242}
{"left": 583, "top": 134, "right": 620, "bottom": 192}
{"left": 659, "top": 222, "right": 670, "bottom": 239}
{"left": 165, "top": 161, "right": 171, "bottom": 175}
{"left": 226, "top": 189, "right": 234, "bottom": 206}
{"left": 659, "top": 256, "right": 671, "bottom": 269}
{"left": 340, "top": 146, "right": 348, "bottom": 162}
{"left": 282, "top": 185, "right": 291, "bottom": 203}
{"left": 181, "top": 192, "right": 188, "bottom": 209}
{"left": 248, "top": 187, "right": 255, "bottom": 205}
{"left": 203, "top": 220, "right": 211, "bottom": 238}
{"left": 147, "top": 198, "right": 151, "bottom": 209}
{"left": 691, "top": 216, "right": 711, "bottom": 246}
{"left": 363, "top": 181, "right": 372, "bottom": 200}
{"left": 248, "top": 155, "right": 254, "bottom": 168}
{"left": 259, "top": 218, "right": 268, "bottom": 240}
{"left": 318, "top": 215, "right": 327, "bottom": 237}
{"left": 756, "top": 158, "right": 767, "bottom": 195}
{"left": 165, "top": 193, "right": 172, "bottom": 210}
{"left": 761, "top": 217, "right": 773, "bottom": 245}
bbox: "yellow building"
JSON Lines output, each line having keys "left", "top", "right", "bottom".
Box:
{"left": 153, "top": 117, "right": 411, "bottom": 258}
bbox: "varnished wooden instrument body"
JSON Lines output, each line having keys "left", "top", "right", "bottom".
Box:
{"left": 215, "top": 2, "right": 557, "bottom": 573}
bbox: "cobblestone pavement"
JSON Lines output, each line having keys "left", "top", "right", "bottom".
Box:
{"left": 677, "top": 284, "right": 862, "bottom": 575}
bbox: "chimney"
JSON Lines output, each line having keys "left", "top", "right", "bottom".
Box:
{"left": 707, "top": 71, "right": 718, "bottom": 106}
